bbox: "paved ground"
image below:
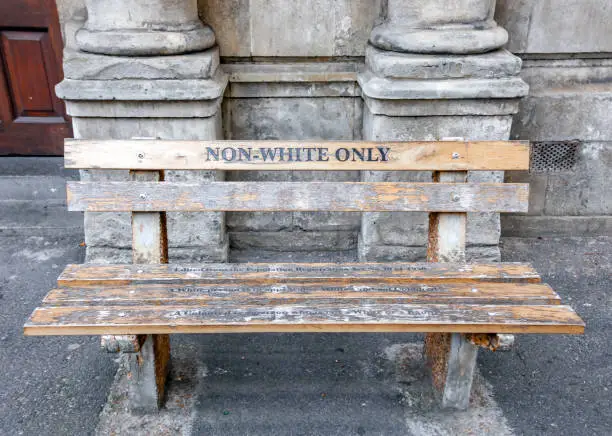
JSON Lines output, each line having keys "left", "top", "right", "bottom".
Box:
{"left": 1, "top": 157, "right": 610, "bottom": 435}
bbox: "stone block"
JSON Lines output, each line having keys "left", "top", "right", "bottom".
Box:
{"left": 365, "top": 46, "right": 522, "bottom": 80}
{"left": 359, "top": 71, "right": 529, "bottom": 100}
{"left": 363, "top": 110, "right": 514, "bottom": 141}
{"left": 250, "top": 0, "right": 335, "bottom": 57}
{"left": 466, "top": 171, "right": 503, "bottom": 246}
{"left": 224, "top": 62, "right": 360, "bottom": 84}
{"left": 360, "top": 107, "right": 513, "bottom": 261}
{"left": 361, "top": 211, "right": 428, "bottom": 247}
{"left": 513, "top": 91, "right": 612, "bottom": 142}
{"left": 225, "top": 96, "right": 362, "bottom": 251}
{"left": 230, "top": 231, "right": 358, "bottom": 252}
{"left": 166, "top": 210, "right": 226, "bottom": 246}
{"left": 466, "top": 245, "right": 500, "bottom": 262}
{"left": 370, "top": 23, "right": 508, "bottom": 55}
{"left": 249, "top": 0, "right": 381, "bottom": 57}
{"left": 496, "top": 0, "right": 612, "bottom": 54}
{"left": 364, "top": 98, "right": 520, "bottom": 117}
{"left": 56, "top": 72, "right": 227, "bottom": 101}
{"left": 229, "top": 82, "right": 358, "bottom": 98}
{"left": 502, "top": 215, "right": 612, "bottom": 237}
{"left": 228, "top": 212, "right": 293, "bottom": 232}
{"left": 76, "top": 0, "right": 215, "bottom": 56}
{"left": 332, "top": 0, "right": 383, "bottom": 56}
{"left": 71, "top": 105, "right": 226, "bottom": 262}
{"left": 83, "top": 212, "right": 131, "bottom": 248}
{"left": 505, "top": 170, "right": 547, "bottom": 216}
{"left": 293, "top": 212, "right": 361, "bottom": 232}
{"left": 543, "top": 142, "right": 612, "bottom": 216}
{"left": 65, "top": 100, "right": 222, "bottom": 118}
{"left": 85, "top": 246, "right": 132, "bottom": 264}
{"left": 168, "top": 239, "right": 229, "bottom": 262}
{"left": 199, "top": 0, "right": 251, "bottom": 57}
{"left": 227, "top": 97, "right": 359, "bottom": 141}
{"left": 386, "top": 0, "right": 494, "bottom": 26}
{"left": 358, "top": 234, "right": 427, "bottom": 262}
{"left": 512, "top": 61, "right": 612, "bottom": 142}
{"left": 62, "top": 47, "right": 220, "bottom": 80}
{"left": 72, "top": 114, "right": 222, "bottom": 141}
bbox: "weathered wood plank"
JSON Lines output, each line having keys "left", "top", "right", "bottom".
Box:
{"left": 425, "top": 168, "right": 475, "bottom": 410}
{"left": 64, "top": 140, "right": 531, "bottom": 171}
{"left": 42, "top": 283, "right": 561, "bottom": 306}
{"left": 126, "top": 167, "right": 170, "bottom": 413}
{"left": 66, "top": 181, "right": 530, "bottom": 213}
{"left": 427, "top": 171, "right": 468, "bottom": 263}
{"left": 130, "top": 170, "right": 168, "bottom": 264}
{"left": 56, "top": 262, "right": 542, "bottom": 287}
{"left": 23, "top": 303, "right": 585, "bottom": 336}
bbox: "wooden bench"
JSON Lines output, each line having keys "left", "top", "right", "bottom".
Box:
{"left": 24, "top": 139, "right": 584, "bottom": 413}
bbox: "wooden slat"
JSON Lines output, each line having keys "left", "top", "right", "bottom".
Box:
{"left": 42, "top": 282, "right": 561, "bottom": 306}
{"left": 427, "top": 171, "right": 468, "bottom": 263}
{"left": 57, "top": 262, "right": 541, "bottom": 287}
{"left": 64, "top": 140, "right": 531, "bottom": 171}
{"left": 23, "top": 303, "right": 585, "bottom": 336}
{"left": 425, "top": 169, "right": 472, "bottom": 407}
{"left": 66, "top": 181, "right": 529, "bottom": 213}
{"left": 130, "top": 170, "right": 168, "bottom": 264}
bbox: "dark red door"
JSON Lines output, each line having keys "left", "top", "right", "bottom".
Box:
{"left": 0, "top": 0, "right": 71, "bottom": 155}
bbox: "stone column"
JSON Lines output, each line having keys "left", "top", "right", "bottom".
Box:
{"left": 56, "top": 0, "right": 228, "bottom": 263}
{"left": 358, "top": 0, "right": 528, "bottom": 262}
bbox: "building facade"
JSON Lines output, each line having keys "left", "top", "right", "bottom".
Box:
{"left": 51, "top": 0, "right": 611, "bottom": 262}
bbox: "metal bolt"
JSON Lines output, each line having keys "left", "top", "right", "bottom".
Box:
{"left": 452, "top": 152, "right": 460, "bottom": 159}
{"left": 451, "top": 193, "right": 460, "bottom": 202}
{"left": 137, "top": 152, "right": 145, "bottom": 159}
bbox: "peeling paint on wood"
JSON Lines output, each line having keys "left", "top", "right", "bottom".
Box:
{"left": 41, "top": 282, "right": 561, "bottom": 306}
{"left": 65, "top": 181, "right": 530, "bottom": 213}
{"left": 55, "top": 262, "right": 542, "bottom": 287}
{"left": 64, "top": 140, "right": 531, "bottom": 171}
{"left": 23, "top": 303, "right": 585, "bottom": 336}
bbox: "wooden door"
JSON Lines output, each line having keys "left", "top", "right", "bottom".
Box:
{"left": 0, "top": 0, "right": 71, "bottom": 155}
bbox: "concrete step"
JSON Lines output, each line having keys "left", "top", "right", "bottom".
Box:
{"left": 0, "top": 175, "right": 69, "bottom": 202}
{"left": 0, "top": 200, "right": 83, "bottom": 237}
{"left": 0, "top": 157, "right": 83, "bottom": 236}
{"left": 0, "top": 157, "right": 77, "bottom": 178}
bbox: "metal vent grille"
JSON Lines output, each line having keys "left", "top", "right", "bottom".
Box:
{"left": 530, "top": 141, "right": 580, "bottom": 173}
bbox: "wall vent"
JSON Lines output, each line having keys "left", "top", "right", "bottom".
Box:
{"left": 530, "top": 141, "right": 580, "bottom": 173}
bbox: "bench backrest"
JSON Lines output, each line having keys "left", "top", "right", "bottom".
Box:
{"left": 64, "top": 139, "right": 530, "bottom": 262}
{"left": 65, "top": 140, "right": 529, "bottom": 213}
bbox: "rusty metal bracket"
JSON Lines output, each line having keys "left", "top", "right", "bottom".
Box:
{"left": 464, "top": 333, "right": 515, "bottom": 351}
{"left": 101, "top": 335, "right": 146, "bottom": 353}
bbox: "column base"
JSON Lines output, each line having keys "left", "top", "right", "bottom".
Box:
{"left": 370, "top": 23, "right": 508, "bottom": 54}
{"left": 76, "top": 24, "right": 215, "bottom": 56}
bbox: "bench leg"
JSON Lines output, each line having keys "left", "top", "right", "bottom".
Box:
{"left": 127, "top": 334, "right": 171, "bottom": 413}
{"left": 424, "top": 332, "right": 478, "bottom": 410}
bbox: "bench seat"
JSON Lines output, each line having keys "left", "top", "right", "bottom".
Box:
{"left": 24, "top": 139, "right": 587, "bottom": 412}
{"left": 24, "top": 262, "right": 584, "bottom": 336}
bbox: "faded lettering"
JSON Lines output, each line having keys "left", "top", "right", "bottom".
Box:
{"left": 201, "top": 146, "right": 392, "bottom": 164}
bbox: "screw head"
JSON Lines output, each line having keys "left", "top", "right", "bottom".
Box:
{"left": 451, "top": 193, "right": 460, "bottom": 202}
{"left": 139, "top": 193, "right": 147, "bottom": 200}
{"left": 452, "top": 152, "right": 460, "bottom": 159}
{"left": 137, "top": 152, "right": 145, "bottom": 159}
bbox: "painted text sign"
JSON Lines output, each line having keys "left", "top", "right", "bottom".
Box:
{"left": 64, "top": 140, "right": 532, "bottom": 171}
{"left": 203, "top": 146, "right": 390, "bottom": 163}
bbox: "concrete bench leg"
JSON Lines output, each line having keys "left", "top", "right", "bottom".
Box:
{"left": 126, "top": 334, "right": 171, "bottom": 413}
{"left": 424, "top": 332, "right": 478, "bottom": 410}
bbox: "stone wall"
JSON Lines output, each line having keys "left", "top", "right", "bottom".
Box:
{"left": 496, "top": 0, "right": 612, "bottom": 237}
{"left": 52, "top": 0, "right": 611, "bottom": 261}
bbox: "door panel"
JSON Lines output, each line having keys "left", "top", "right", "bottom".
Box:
{"left": 0, "top": 0, "right": 71, "bottom": 155}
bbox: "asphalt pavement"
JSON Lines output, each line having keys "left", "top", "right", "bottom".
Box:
{"left": 0, "top": 157, "right": 610, "bottom": 435}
